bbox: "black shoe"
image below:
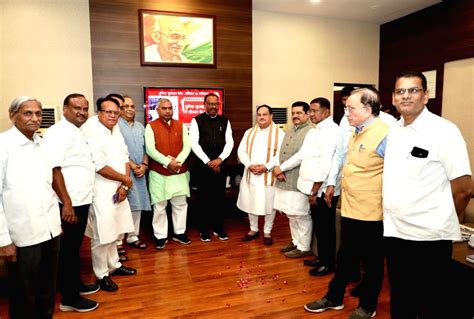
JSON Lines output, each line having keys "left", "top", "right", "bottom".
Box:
{"left": 303, "top": 259, "right": 321, "bottom": 267}
{"left": 309, "top": 265, "right": 334, "bottom": 277}
{"left": 350, "top": 283, "right": 363, "bottom": 297}
{"left": 96, "top": 276, "right": 118, "bottom": 292}
{"left": 200, "top": 232, "right": 211, "bottom": 242}
{"left": 172, "top": 233, "right": 191, "bottom": 245}
{"left": 155, "top": 238, "right": 168, "bottom": 249}
{"left": 59, "top": 296, "right": 99, "bottom": 312}
{"left": 213, "top": 231, "right": 229, "bottom": 241}
{"left": 263, "top": 237, "right": 273, "bottom": 246}
{"left": 79, "top": 282, "right": 100, "bottom": 295}
{"left": 241, "top": 231, "right": 259, "bottom": 242}
{"left": 111, "top": 265, "right": 136, "bottom": 276}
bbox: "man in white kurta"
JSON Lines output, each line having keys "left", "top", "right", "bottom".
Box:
{"left": 273, "top": 102, "right": 313, "bottom": 258}
{"left": 82, "top": 97, "right": 135, "bottom": 291}
{"left": 237, "top": 105, "right": 285, "bottom": 245}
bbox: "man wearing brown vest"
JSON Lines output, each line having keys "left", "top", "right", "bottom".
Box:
{"left": 145, "top": 98, "right": 192, "bottom": 249}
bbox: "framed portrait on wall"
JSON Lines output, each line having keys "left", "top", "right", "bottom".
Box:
{"left": 139, "top": 10, "right": 216, "bottom": 67}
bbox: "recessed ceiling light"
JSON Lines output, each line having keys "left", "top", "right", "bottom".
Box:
{"left": 310, "top": 0, "right": 321, "bottom": 3}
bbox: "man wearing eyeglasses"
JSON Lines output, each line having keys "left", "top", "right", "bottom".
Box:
{"left": 190, "top": 93, "right": 234, "bottom": 242}
{"left": 145, "top": 16, "right": 191, "bottom": 63}
{"left": 305, "top": 88, "right": 388, "bottom": 319}
{"left": 82, "top": 97, "right": 137, "bottom": 293}
{"left": 383, "top": 71, "right": 472, "bottom": 319}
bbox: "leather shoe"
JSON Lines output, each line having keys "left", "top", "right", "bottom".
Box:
{"left": 96, "top": 276, "right": 118, "bottom": 292}
{"left": 309, "top": 265, "right": 334, "bottom": 276}
{"left": 111, "top": 265, "right": 136, "bottom": 276}
{"left": 263, "top": 237, "right": 273, "bottom": 245}
{"left": 241, "top": 231, "right": 259, "bottom": 242}
{"left": 303, "top": 258, "right": 321, "bottom": 267}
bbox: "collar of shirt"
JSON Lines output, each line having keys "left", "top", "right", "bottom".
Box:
{"left": 293, "top": 119, "right": 310, "bottom": 132}
{"left": 355, "top": 116, "right": 376, "bottom": 134}
{"left": 62, "top": 117, "right": 81, "bottom": 132}
{"left": 316, "top": 116, "right": 335, "bottom": 130}
{"left": 398, "top": 106, "right": 429, "bottom": 132}
{"left": 205, "top": 112, "right": 218, "bottom": 119}
{"left": 11, "top": 125, "right": 41, "bottom": 146}
{"left": 119, "top": 117, "right": 135, "bottom": 127}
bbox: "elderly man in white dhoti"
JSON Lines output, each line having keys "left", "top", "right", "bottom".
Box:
{"left": 237, "top": 105, "right": 285, "bottom": 245}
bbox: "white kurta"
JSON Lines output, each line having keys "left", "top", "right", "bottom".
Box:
{"left": 273, "top": 188, "right": 310, "bottom": 216}
{"left": 237, "top": 124, "right": 285, "bottom": 216}
{"left": 83, "top": 119, "right": 134, "bottom": 245}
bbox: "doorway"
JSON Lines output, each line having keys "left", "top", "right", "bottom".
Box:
{"left": 333, "top": 82, "right": 376, "bottom": 124}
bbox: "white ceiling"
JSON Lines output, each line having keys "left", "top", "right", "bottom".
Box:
{"left": 252, "top": 0, "right": 442, "bottom": 25}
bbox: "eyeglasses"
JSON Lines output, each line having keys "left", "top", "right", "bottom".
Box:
{"left": 101, "top": 110, "right": 120, "bottom": 116}
{"left": 157, "top": 31, "right": 187, "bottom": 43}
{"left": 344, "top": 106, "right": 368, "bottom": 114}
{"left": 309, "top": 109, "right": 322, "bottom": 114}
{"left": 205, "top": 102, "right": 219, "bottom": 107}
{"left": 394, "top": 87, "right": 424, "bottom": 96}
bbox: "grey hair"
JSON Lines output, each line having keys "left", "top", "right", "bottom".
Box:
{"left": 9, "top": 96, "right": 41, "bottom": 115}
{"left": 157, "top": 98, "right": 172, "bottom": 108}
{"left": 351, "top": 87, "right": 380, "bottom": 116}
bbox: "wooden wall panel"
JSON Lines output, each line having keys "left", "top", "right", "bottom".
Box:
{"left": 89, "top": 0, "right": 252, "bottom": 159}
{"left": 379, "top": 0, "right": 474, "bottom": 115}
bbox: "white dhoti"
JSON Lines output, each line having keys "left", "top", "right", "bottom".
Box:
{"left": 274, "top": 188, "right": 312, "bottom": 251}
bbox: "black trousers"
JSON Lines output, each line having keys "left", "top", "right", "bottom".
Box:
{"left": 311, "top": 194, "right": 339, "bottom": 268}
{"left": 325, "top": 217, "right": 384, "bottom": 312}
{"left": 194, "top": 163, "right": 226, "bottom": 234}
{"left": 58, "top": 204, "right": 90, "bottom": 303}
{"left": 386, "top": 237, "right": 454, "bottom": 319}
{"left": 8, "top": 236, "right": 60, "bottom": 319}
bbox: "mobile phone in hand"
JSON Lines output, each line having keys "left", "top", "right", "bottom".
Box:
{"left": 113, "top": 192, "right": 119, "bottom": 203}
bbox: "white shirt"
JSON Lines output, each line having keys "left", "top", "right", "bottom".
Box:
{"left": 43, "top": 118, "right": 95, "bottom": 206}
{"left": 296, "top": 117, "right": 340, "bottom": 196}
{"left": 383, "top": 107, "right": 472, "bottom": 241}
{"left": 189, "top": 115, "right": 234, "bottom": 164}
{"left": 0, "top": 127, "right": 61, "bottom": 247}
{"left": 316, "top": 117, "right": 344, "bottom": 197}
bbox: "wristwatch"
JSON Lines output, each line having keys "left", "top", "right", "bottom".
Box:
{"left": 121, "top": 185, "right": 129, "bottom": 191}
{"left": 309, "top": 191, "right": 316, "bottom": 196}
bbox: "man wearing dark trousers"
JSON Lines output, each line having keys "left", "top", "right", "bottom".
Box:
{"left": 303, "top": 97, "right": 343, "bottom": 277}
{"left": 304, "top": 88, "right": 388, "bottom": 319}
{"left": 43, "top": 93, "right": 99, "bottom": 312}
{"left": 384, "top": 71, "right": 472, "bottom": 319}
{"left": 0, "top": 96, "right": 62, "bottom": 319}
{"left": 190, "top": 93, "right": 234, "bottom": 242}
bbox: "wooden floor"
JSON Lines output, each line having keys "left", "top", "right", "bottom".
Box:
{"left": 0, "top": 213, "right": 391, "bottom": 318}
